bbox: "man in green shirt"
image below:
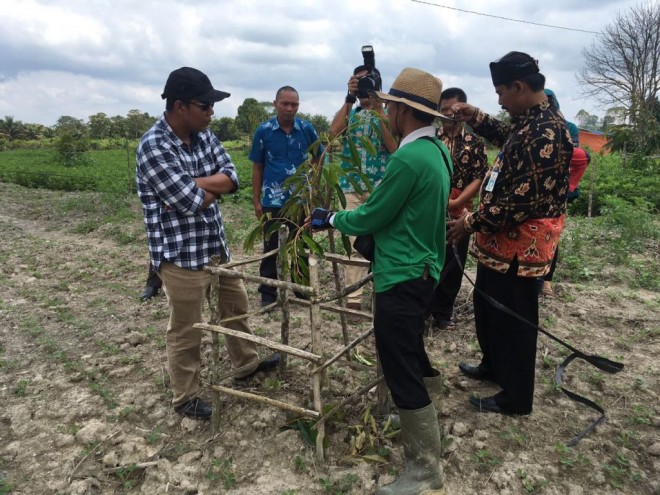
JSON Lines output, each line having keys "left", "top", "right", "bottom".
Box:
{"left": 310, "top": 67, "right": 451, "bottom": 495}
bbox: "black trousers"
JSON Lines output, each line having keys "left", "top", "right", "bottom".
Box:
{"left": 146, "top": 263, "right": 162, "bottom": 289}
{"left": 432, "top": 234, "right": 470, "bottom": 322}
{"left": 473, "top": 260, "right": 538, "bottom": 414}
{"left": 374, "top": 276, "right": 436, "bottom": 410}
{"left": 258, "top": 207, "right": 308, "bottom": 301}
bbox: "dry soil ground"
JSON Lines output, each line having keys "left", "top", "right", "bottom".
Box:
{"left": 0, "top": 183, "right": 658, "bottom": 495}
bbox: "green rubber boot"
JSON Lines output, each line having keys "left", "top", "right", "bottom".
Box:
{"left": 423, "top": 369, "right": 445, "bottom": 408}
{"left": 386, "top": 370, "right": 444, "bottom": 430}
{"left": 377, "top": 403, "right": 446, "bottom": 495}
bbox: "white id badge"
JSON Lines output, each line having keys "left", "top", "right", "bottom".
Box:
{"left": 485, "top": 171, "right": 499, "bottom": 192}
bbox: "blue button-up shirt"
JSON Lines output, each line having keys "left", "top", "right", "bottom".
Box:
{"left": 249, "top": 116, "right": 322, "bottom": 208}
{"left": 136, "top": 115, "right": 237, "bottom": 270}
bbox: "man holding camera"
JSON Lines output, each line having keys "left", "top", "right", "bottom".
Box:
{"left": 311, "top": 67, "right": 451, "bottom": 495}
{"left": 329, "top": 51, "right": 397, "bottom": 311}
{"left": 447, "top": 52, "right": 572, "bottom": 416}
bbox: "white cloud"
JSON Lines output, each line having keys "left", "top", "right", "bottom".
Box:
{"left": 0, "top": 0, "right": 637, "bottom": 126}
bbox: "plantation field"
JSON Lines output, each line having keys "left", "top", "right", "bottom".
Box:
{"left": 0, "top": 167, "right": 658, "bottom": 494}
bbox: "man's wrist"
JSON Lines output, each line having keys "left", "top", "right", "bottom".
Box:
{"left": 345, "top": 93, "right": 357, "bottom": 104}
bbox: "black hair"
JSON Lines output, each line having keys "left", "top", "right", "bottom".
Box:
{"left": 353, "top": 65, "right": 368, "bottom": 75}
{"left": 275, "top": 86, "right": 299, "bottom": 100}
{"left": 411, "top": 108, "right": 436, "bottom": 125}
{"left": 507, "top": 72, "right": 546, "bottom": 92}
{"left": 440, "top": 87, "right": 467, "bottom": 103}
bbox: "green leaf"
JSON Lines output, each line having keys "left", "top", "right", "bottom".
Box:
{"left": 243, "top": 225, "right": 263, "bottom": 252}
{"left": 335, "top": 185, "right": 347, "bottom": 209}
{"left": 301, "top": 231, "right": 324, "bottom": 256}
{"left": 346, "top": 139, "right": 361, "bottom": 169}
{"left": 359, "top": 135, "right": 377, "bottom": 157}
{"left": 345, "top": 174, "right": 364, "bottom": 195}
{"left": 361, "top": 454, "right": 388, "bottom": 464}
{"left": 341, "top": 234, "right": 353, "bottom": 257}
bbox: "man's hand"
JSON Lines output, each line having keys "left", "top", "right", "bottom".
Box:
{"left": 347, "top": 75, "right": 360, "bottom": 96}
{"left": 449, "top": 102, "right": 478, "bottom": 123}
{"left": 447, "top": 213, "right": 470, "bottom": 245}
{"left": 309, "top": 208, "right": 334, "bottom": 230}
{"left": 254, "top": 202, "right": 263, "bottom": 220}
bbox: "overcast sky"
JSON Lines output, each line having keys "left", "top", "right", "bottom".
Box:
{"left": 0, "top": 0, "right": 638, "bottom": 127}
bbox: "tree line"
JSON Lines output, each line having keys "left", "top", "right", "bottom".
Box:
{"left": 0, "top": 99, "right": 331, "bottom": 148}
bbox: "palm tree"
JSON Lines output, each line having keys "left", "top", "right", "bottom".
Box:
{"left": 0, "top": 116, "right": 27, "bottom": 140}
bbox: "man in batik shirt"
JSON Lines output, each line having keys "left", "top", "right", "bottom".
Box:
{"left": 431, "top": 87, "right": 488, "bottom": 330}
{"left": 448, "top": 52, "right": 572, "bottom": 415}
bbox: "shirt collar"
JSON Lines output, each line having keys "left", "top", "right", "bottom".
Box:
{"left": 399, "top": 126, "right": 437, "bottom": 149}
{"left": 271, "top": 116, "right": 301, "bottom": 132}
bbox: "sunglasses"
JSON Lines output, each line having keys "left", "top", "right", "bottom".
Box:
{"left": 188, "top": 101, "right": 214, "bottom": 112}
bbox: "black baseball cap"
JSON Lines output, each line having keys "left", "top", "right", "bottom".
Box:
{"left": 161, "top": 67, "right": 230, "bottom": 102}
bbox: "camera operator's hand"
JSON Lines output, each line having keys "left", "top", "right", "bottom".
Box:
{"left": 347, "top": 75, "right": 360, "bottom": 97}
{"left": 450, "top": 102, "right": 478, "bottom": 124}
{"left": 308, "top": 208, "right": 335, "bottom": 230}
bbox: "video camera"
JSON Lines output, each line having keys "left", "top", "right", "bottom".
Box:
{"left": 356, "top": 45, "right": 382, "bottom": 98}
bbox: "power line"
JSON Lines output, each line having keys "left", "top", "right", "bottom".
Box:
{"left": 411, "top": 0, "right": 601, "bottom": 35}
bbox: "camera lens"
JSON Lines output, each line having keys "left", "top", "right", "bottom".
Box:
{"left": 357, "top": 76, "right": 376, "bottom": 98}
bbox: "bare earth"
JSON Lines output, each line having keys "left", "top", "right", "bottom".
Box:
{"left": 0, "top": 182, "right": 658, "bottom": 495}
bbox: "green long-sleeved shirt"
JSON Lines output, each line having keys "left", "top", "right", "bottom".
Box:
{"left": 333, "top": 137, "right": 452, "bottom": 292}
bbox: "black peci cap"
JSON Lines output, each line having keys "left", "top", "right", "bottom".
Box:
{"left": 489, "top": 51, "right": 540, "bottom": 87}
{"left": 161, "top": 67, "right": 230, "bottom": 102}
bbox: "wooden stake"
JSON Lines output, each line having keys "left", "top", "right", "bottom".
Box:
{"left": 211, "top": 385, "right": 319, "bottom": 418}
{"left": 308, "top": 253, "right": 325, "bottom": 462}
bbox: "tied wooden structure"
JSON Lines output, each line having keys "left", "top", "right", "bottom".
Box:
{"left": 193, "top": 227, "right": 389, "bottom": 462}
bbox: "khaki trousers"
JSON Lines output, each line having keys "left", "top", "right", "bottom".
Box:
{"left": 159, "top": 262, "right": 259, "bottom": 406}
{"left": 343, "top": 192, "right": 370, "bottom": 305}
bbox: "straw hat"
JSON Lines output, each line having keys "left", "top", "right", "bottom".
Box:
{"left": 375, "top": 67, "right": 443, "bottom": 117}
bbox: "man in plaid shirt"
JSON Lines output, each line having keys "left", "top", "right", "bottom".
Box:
{"left": 137, "top": 67, "right": 279, "bottom": 419}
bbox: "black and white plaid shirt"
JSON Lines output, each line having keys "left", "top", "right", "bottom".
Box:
{"left": 136, "top": 115, "right": 237, "bottom": 270}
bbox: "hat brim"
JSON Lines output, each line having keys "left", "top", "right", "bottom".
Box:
{"left": 197, "top": 89, "right": 231, "bottom": 103}
{"left": 374, "top": 90, "right": 443, "bottom": 118}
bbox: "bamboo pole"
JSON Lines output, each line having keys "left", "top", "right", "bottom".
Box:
{"left": 287, "top": 296, "right": 372, "bottom": 320}
{"left": 205, "top": 266, "right": 314, "bottom": 296}
{"left": 318, "top": 274, "right": 373, "bottom": 304}
{"left": 215, "top": 352, "right": 279, "bottom": 382}
{"left": 328, "top": 231, "right": 350, "bottom": 347}
{"left": 207, "top": 257, "right": 223, "bottom": 434}
{"left": 308, "top": 253, "right": 325, "bottom": 462}
{"left": 222, "top": 248, "right": 279, "bottom": 269}
{"left": 323, "top": 252, "right": 371, "bottom": 268}
{"left": 278, "top": 225, "right": 290, "bottom": 372}
{"left": 195, "top": 323, "right": 322, "bottom": 363}
{"left": 312, "top": 327, "right": 374, "bottom": 375}
{"left": 211, "top": 385, "right": 320, "bottom": 418}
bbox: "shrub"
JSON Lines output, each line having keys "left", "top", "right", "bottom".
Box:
{"left": 569, "top": 152, "right": 660, "bottom": 216}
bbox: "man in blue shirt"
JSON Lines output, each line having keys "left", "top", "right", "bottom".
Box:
{"left": 250, "top": 86, "right": 322, "bottom": 305}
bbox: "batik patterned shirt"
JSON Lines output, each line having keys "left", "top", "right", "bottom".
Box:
{"left": 437, "top": 127, "right": 488, "bottom": 191}
{"left": 339, "top": 108, "right": 390, "bottom": 193}
{"left": 466, "top": 101, "right": 572, "bottom": 234}
{"left": 136, "top": 115, "right": 236, "bottom": 270}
